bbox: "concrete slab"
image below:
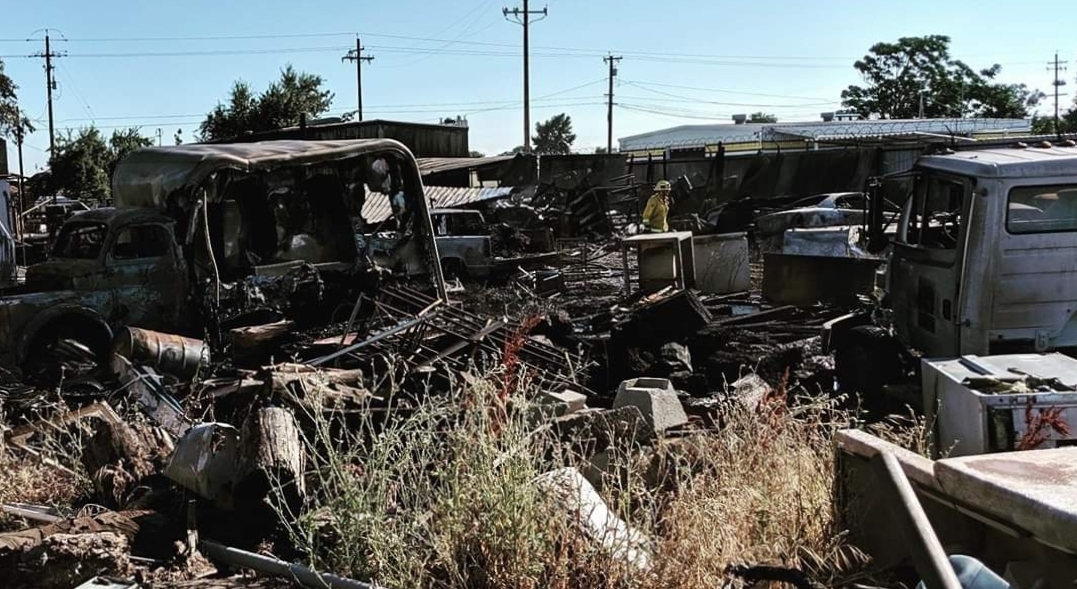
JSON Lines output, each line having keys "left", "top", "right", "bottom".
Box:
{"left": 934, "top": 448, "right": 1077, "bottom": 554}
{"left": 614, "top": 377, "right": 688, "bottom": 433}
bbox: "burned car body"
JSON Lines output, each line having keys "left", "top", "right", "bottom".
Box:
{"left": 0, "top": 139, "right": 445, "bottom": 381}
{"left": 755, "top": 192, "right": 881, "bottom": 237}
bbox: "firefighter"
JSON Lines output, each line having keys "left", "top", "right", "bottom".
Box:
{"left": 641, "top": 179, "right": 672, "bottom": 232}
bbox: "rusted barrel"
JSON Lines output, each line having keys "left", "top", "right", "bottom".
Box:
{"left": 112, "top": 327, "right": 209, "bottom": 379}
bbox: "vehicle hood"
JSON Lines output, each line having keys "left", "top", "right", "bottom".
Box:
{"left": 24, "top": 258, "right": 103, "bottom": 290}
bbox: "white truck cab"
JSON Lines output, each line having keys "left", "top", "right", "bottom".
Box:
{"left": 830, "top": 143, "right": 1077, "bottom": 395}
{"left": 887, "top": 144, "right": 1077, "bottom": 358}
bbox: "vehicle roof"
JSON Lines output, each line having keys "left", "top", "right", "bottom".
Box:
{"left": 113, "top": 138, "right": 413, "bottom": 210}
{"left": 918, "top": 145, "right": 1077, "bottom": 179}
{"left": 68, "top": 207, "right": 174, "bottom": 228}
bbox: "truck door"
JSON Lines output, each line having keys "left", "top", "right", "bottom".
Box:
{"left": 436, "top": 212, "right": 491, "bottom": 278}
{"left": 105, "top": 223, "right": 187, "bottom": 331}
{"left": 889, "top": 173, "right": 972, "bottom": 357}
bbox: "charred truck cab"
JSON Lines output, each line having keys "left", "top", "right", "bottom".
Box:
{"left": 0, "top": 139, "right": 445, "bottom": 383}
{"left": 827, "top": 143, "right": 1077, "bottom": 397}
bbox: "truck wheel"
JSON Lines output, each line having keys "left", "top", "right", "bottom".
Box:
{"left": 834, "top": 325, "right": 899, "bottom": 397}
{"left": 23, "top": 318, "right": 111, "bottom": 387}
{"left": 441, "top": 259, "right": 467, "bottom": 281}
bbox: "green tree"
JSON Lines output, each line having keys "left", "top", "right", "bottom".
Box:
{"left": 107, "top": 127, "right": 153, "bottom": 177}
{"left": 49, "top": 126, "right": 153, "bottom": 201}
{"left": 748, "top": 112, "right": 778, "bottom": 123}
{"left": 532, "top": 113, "right": 576, "bottom": 155}
{"left": 0, "top": 57, "right": 35, "bottom": 143}
{"left": 499, "top": 145, "right": 526, "bottom": 156}
{"left": 841, "top": 35, "right": 1042, "bottom": 119}
{"left": 199, "top": 65, "right": 334, "bottom": 141}
{"left": 49, "top": 128, "right": 112, "bottom": 200}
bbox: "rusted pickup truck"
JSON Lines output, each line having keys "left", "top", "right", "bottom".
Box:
{"left": 428, "top": 208, "right": 556, "bottom": 280}
{"left": 0, "top": 139, "right": 445, "bottom": 382}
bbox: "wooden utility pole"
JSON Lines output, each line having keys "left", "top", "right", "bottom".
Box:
{"left": 503, "top": 1, "right": 548, "bottom": 153}
{"left": 342, "top": 38, "right": 374, "bottom": 121}
{"left": 1049, "top": 51, "right": 1068, "bottom": 138}
{"left": 31, "top": 31, "right": 64, "bottom": 154}
{"left": 605, "top": 55, "right": 622, "bottom": 153}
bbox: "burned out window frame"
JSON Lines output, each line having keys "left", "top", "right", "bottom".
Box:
{"left": 110, "top": 223, "right": 173, "bottom": 261}
{"left": 50, "top": 221, "right": 109, "bottom": 260}
{"left": 897, "top": 171, "right": 970, "bottom": 261}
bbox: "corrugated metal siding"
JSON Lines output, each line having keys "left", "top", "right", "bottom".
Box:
{"left": 361, "top": 186, "right": 514, "bottom": 224}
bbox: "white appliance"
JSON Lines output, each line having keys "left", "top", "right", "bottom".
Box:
{"left": 922, "top": 353, "right": 1077, "bottom": 457}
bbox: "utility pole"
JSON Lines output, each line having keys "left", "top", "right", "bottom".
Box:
{"left": 341, "top": 38, "right": 374, "bottom": 121}
{"left": 503, "top": 0, "right": 548, "bottom": 153}
{"left": 605, "top": 55, "right": 622, "bottom": 154}
{"left": 15, "top": 125, "right": 25, "bottom": 242}
{"left": 1049, "top": 51, "right": 1068, "bottom": 138}
{"left": 31, "top": 30, "right": 65, "bottom": 155}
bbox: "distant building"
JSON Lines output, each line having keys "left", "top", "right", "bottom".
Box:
{"left": 209, "top": 118, "right": 469, "bottom": 158}
{"left": 618, "top": 114, "right": 1031, "bottom": 158}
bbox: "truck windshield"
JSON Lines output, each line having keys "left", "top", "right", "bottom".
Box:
{"left": 51, "top": 222, "right": 108, "bottom": 259}
{"left": 1007, "top": 184, "right": 1077, "bottom": 234}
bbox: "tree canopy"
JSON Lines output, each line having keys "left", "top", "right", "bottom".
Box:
{"left": 532, "top": 113, "right": 576, "bottom": 155}
{"left": 199, "top": 65, "right": 334, "bottom": 141}
{"left": 748, "top": 112, "right": 778, "bottom": 123}
{"left": 841, "top": 35, "right": 1042, "bottom": 119}
{"left": 48, "top": 127, "right": 153, "bottom": 201}
{"left": 0, "top": 57, "right": 34, "bottom": 142}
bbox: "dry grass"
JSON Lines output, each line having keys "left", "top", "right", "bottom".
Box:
{"left": 273, "top": 360, "right": 871, "bottom": 589}
{"left": 0, "top": 448, "right": 87, "bottom": 530}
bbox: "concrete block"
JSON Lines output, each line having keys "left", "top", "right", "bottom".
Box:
{"left": 541, "top": 389, "right": 588, "bottom": 416}
{"left": 535, "top": 468, "right": 653, "bottom": 571}
{"left": 555, "top": 406, "right": 655, "bottom": 447}
{"left": 614, "top": 377, "right": 688, "bottom": 433}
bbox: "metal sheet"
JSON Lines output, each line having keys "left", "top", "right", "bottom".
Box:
{"left": 362, "top": 185, "right": 515, "bottom": 224}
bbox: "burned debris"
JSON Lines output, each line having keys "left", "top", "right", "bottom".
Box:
{"left": 2, "top": 138, "right": 1077, "bottom": 589}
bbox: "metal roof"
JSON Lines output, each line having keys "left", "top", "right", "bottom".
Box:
{"left": 113, "top": 139, "right": 413, "bottom": 209}
{"left": 362, "top": 185, "right": 515, "bottom": 223}
{"left": 766, "top": 118, "right": 1028, "bottom": 141}
{"left": 917, "top": 145, "right": 1077, "bottom": 178}
{"left": 619, "top": 124, "right": 764, "bottom": 151}
{"left": 416, "top": 156, "right": 515, "bottom": 176}
{"left": 618, "top": 118, "right": 1031, "bottom": 151}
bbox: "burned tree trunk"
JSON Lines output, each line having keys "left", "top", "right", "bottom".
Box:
{"left": 234, "top": 407, "right": 306, "bottom": 514}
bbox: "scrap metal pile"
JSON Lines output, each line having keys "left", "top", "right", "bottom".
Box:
{"left": 0, "top": 235, "right": 851, "bottom": 589}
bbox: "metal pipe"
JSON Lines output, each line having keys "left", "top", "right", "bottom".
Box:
{"left": 200, "top": 540, "right": 383, "bottom": 589}
{"left": 309, "top": 316, "right": 426, "bottom": 366}
{"left": 870, "top": 452, "right": 962, "bottom": 589}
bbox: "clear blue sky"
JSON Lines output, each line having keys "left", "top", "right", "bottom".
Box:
{"left": 3, "top": 0, "right": 1076, "bottom": 173}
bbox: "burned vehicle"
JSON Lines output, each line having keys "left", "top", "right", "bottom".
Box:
{"left": 825, "top": 143, "right": 1077, "bottom": 395}
{"left": 428, "top": 208, "right": 557, "bottom": 280}
{"left": 0, "top": 140, "right": 444, "bottom": 382}
{"left": 754, "top": 192, "right": 899, "bottom": 242}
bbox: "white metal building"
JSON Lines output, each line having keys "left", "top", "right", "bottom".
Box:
{"left": 618, "top": 116, "right": 1032, "bottom": 157}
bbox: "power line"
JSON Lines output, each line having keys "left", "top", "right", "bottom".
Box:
{"left": 503, "top": 0, "right": 548, "bottom": 153}
{"left": 619, "top": 79, "right": 833, "bottom": 102}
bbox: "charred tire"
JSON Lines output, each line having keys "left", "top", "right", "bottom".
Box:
{"left": 834, "top": 325, "right": 902, "bottom": 397}
{"left": 22, "top": 317, "right": 112, "bottom": 387}
{"left": 441, "top": 258, "right": 468, "bottom": 281}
